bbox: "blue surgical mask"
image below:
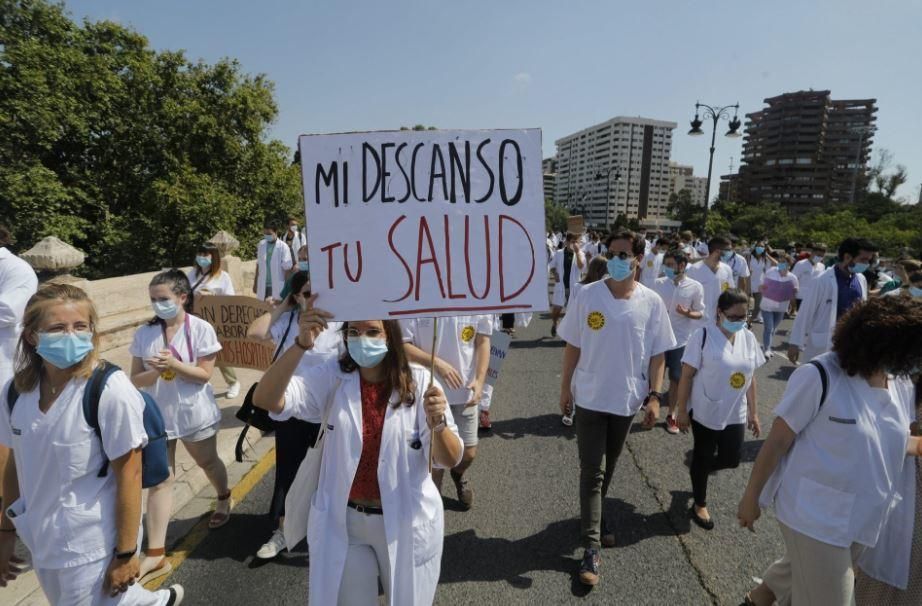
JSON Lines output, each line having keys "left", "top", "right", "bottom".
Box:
{"left": 298, "top": 261, "right": 310, "bottom": 272}
{"left": 36, "top": 332, "right": 94, "bottom": 369}
{"left": 851, "top": 262, "right": 869, "bottom": 274}
{"left": 754, "top": 246, "right": 765, "bottom": 255}
{"left": 777, "top": 263, "right": 789, "bottom": 272}
{"left": 195, "top": 255, "right": 212, "bottom": 269}
{"left": 347, "top": 336, "right": 389, "bottom": 368}
{"left": 264, "top": 235, "right": 276, "bottom": 244}
{"left": 720, "top": 250, "right": 733, "bottom": 262}
{"left": 721, "top": 319, "right": 747, "bottom": 334}
{"left": 910, "top": 286, "right": 922, "bottom": 298}
{"left": 152, "top": 300, "right": 179, "bottom": 320}
{"left": 662, "top": 266, "right": 676, "bottom": 279}
{"left": 607, "top": 257, "right": 634, "bottom": 282}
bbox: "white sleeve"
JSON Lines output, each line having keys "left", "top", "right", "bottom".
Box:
{"left": 650, "top": 295, "right": 677, "bottom": 356}
{"left": 400, "top": 319, "right": 416, "bottom": 343}
{"left": 0, "top": 261, "right": 38, "bottom": 327}
{"left": 476, "top": 315, "right": 493, "bottom": 336}
{"left": 681, "top": 327, "right": 705, "bottom": 369}
{"left": 790, "top": 274, "right": 800, "bottom": 291}
{"left": 280, "top": 242, "right": 293, "bottom": 271}
{"left": 789, "top": 278, "right": 822, "bottom": 348}
{"left": 773, "top": 363, "right": 825, "bottom": 433}
{"left": 691, "top": 283, "right": 705, "bottom": 312}
{"left": 222, "top": 272, "right": 236, "bottom": 296}
{"left": 97, "top": 371, "right": 149, "bottom": 460}
{"left": 271, "top": 359, "right": 340, "bottom": 423}
{"left": 750, "top": 331, "right": 767, "bottom": 368}
{"left": 194, "top": 320, "right": 222, "bottom": 358}
{"left": 737, "top": 256, "right": 751, "bottom": 278}
{"left": 129, "top": 326, "right": 149, "bottom": 358}
{"left": 270, "top": 312, "right": 295, "bottom": 348}
{"left": 557, "top": 289, "right": 582, "bottom": 347}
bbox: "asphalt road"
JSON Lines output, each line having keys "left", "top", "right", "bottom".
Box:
{"left": 165, "top": 313, "right": 796, "bottom": 606}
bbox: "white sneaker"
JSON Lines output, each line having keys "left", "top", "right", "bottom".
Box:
{"left": 165, "top": 584, "right": 184, "bottom": 606}
{"left": 764, "top": 349, "right": 774, "bottom": 359}
{"left": 226, "top": 382, "right": 241, "bottom": 399}
{"left": 256, "top": 529, "right": 286, "bottom": 559}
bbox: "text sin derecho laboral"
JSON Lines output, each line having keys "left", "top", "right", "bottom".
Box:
{"left": 300, "top": 130, "right": 547, "bottom": 319}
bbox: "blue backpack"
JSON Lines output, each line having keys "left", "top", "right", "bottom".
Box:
{"left": 6, "top": 361, "right": 170, "bottom": 488}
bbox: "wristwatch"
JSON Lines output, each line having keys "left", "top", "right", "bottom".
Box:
{"left": 114, "top": 546, "right": 137, "bottom": 560}
{"left": 646, "top": 391, "right": 664, "bottom": 402}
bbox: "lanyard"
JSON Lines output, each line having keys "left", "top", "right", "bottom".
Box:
{"left": 161, "top": 314, "right": 193, "bottom": 363}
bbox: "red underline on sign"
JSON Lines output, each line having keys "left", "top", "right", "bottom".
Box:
{"left": 388, "top": 305, "right": 533, "bottom": 316}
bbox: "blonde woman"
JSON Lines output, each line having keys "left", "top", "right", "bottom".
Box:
{"left": 0, "top": 284, "right": 182, "bottom": 604}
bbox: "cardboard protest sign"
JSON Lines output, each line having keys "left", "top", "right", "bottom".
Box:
{"left": 567, "top": 215, "right": 585, "bottom": 234}
{"left": 484, "top": 330, "right": 512, "bottom": 387}
{"left": 194, "top": 295, "right": 274, "bottom": 370}
{"left": 299, "top": 129, "right": 548, "bottom": 320}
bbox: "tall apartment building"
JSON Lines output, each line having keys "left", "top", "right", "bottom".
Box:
{"left": 554, "top": 117, "right": 677, "bottom": 226}
{"left": 669, "top": 162, "right": 708, "bottom": 207}
{"left": 542, "top": 158, "right": 557, "bottom": 201}
{"left": 736, "top": 90, "right": 877, "bottom": 213}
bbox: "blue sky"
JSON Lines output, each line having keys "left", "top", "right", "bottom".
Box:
{"left": 66, "top": 0, "right": 922, "bottom": 203}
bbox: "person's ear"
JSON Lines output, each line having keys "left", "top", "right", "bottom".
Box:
{"left": 24, "top": 330, "right": 39, "bottom": 348}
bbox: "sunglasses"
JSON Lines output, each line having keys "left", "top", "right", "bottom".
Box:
{"left": 609, "top": 251, "right": 632, "bottom": 261}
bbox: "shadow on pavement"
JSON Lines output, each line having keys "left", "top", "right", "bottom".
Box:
{"left": 485, "top": 413, "right": 576, "bottom": 441}
{"left": 441, "top": 518, "right": 595, "bottom": 596}
{"left": 184, "top": 512, "right": 308, "bottom": 570}
{"left": 605, "top": 496, "right": 690, "bottom": 547}
{"left": 510, "top": 338, "right": 566, "bottom": 350}
{"left": 768, "top": 364, "right": 796, "bottom": 381}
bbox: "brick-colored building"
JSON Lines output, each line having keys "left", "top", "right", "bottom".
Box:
{"left": 734, "top": 90, "right": 877, "bottom": 213}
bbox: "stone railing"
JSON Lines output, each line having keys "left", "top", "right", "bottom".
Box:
{"left": 21, "top": 231, "right": 258, "bottom": 352}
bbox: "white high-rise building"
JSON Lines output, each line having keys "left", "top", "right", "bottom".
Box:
{"left": 554, "top": 116, "right": 677, "bottom": 227}
{"left": 669, "top": 162, "right": 708, "bottom": 207}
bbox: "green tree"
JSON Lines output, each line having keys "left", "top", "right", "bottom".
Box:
{"left": 545, "top": 199, "right": 568, "bottom": 233}
{"left": 666, "top": 189, "right": 705, "bottom": 234}
{"left": 0, "top": 0, "right": 302, "bottom": 277}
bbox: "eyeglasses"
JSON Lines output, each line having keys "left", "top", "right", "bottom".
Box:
{"left": 723, "top": 314, "right": 748, "bottom": 322}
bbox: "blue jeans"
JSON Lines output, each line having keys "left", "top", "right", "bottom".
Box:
{"left": 762, "top": 310, "right": 786, "bottom": 350}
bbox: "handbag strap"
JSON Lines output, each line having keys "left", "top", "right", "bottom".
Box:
{"left": 272, "top": 311, "right": 296, "bottom": 362}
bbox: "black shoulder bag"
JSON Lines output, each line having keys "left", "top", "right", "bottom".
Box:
{"left": 234, "top": 311, "right": 296, "bottom": 461}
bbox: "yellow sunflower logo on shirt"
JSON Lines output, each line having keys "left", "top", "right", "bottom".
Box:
{"left": 721, "top": 281, "right": 731, "bottom": 292}
{"left": 460, "top": 326, "right": 476, "bottom": 343}
{"left": 647, "top": 260, "right": 654, "bottom": 268}
{"left": 729, "top": 372, "right": 746, "bottom": 389}
{"left": 587, "top": 311, "right": 606, "bottom": 331}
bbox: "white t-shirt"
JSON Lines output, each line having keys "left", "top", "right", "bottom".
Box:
{"left": 0, "top": 371, "right": 148, "bottom": 569}
{"left": 760, "top": 268, "right": 800, "bottom": 312}
{"left": 400, "top": 315, "right": 493, "bottom": 406}
{"left": 748, "top": 256, "right": 770, "bottom": 294}
{"left": 558, "top": 281, "right": 676, "bottom": 416}
{"left": 639, "top": 252, "right": 665, "bottom": 287}
{"left": 187, "top": 269, "right": 235, "bottom": 296}
{"left": 726, "top": 253, "right": 751, "bottom": 287}
{"left": 270, "top": 309, "right": 343, "bottom": 371}
{"left": 685, "top": 261, "right": 735, "bottom": 322}
{"left": 130, "top": 314, "right": 222, "bottom": 439}
{"left": 0, "top": 248, "right": 38, "bottom": 373}
{"left": 792, "top": 258, "right": 826, "bottom": 300}
{"left": 652, "top": 276, "right": 706, "bottom": 348}
{"left": 762, "top": 355, "right": 913, "bottom": 548}
{"left": 681, "top": 325, "right": 765, "bottom": 430}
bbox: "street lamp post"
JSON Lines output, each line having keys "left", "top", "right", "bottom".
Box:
{"left": 595, "top": 167, "right": 621, "bottom": 232}
{"left": 688, "top": 101, "right": 742, "bottom": 230}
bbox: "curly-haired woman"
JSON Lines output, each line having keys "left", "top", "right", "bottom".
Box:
{"left": 737, "top": 296, "right": 922, "bottom": 606}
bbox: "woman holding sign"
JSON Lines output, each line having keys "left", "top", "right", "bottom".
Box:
{"left": 758, "top": 253, "right": 799, "bottom": 358}
{"left": 253, "top": 296, "right": 463, "bottom": 605}
{"left": 129, "top": 269, "right": 232, "bottom": 584}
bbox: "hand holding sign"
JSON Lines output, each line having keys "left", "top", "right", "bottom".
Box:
{"left": 423, "top": 385, "right": 448, "bottom": 431}
{"left": 297, "top": 294, "right": 334, "bottom": 350}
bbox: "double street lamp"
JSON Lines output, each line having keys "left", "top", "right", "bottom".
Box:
{"left": 688, "top": 101, "right": 742, "bottom": 228}
{"left": 595, "top": 167, "right": 621, "bottom": 232}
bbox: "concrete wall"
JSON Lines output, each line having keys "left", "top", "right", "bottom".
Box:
{"left": 56, "top": 257, "right": 257, "bottom": 353}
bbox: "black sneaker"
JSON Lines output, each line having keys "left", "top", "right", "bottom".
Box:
{"left": 578, "top": 547, "right": 601, "bottom": 586}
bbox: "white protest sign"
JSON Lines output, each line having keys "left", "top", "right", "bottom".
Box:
{"left": 299, "top": 129, "right": 548, "bottom": 320}
{"left": 485, "top": 330, "right": 512, "bottom": 387}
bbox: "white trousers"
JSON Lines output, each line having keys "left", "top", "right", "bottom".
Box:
{"left": 35, "top": 557, "right": 170, "bottom": 606}
{"left": 337, "top": 508, "right": 391, "bottom": 606}
{"left": 762, "top": 522, "right": 861, "bottom": 606}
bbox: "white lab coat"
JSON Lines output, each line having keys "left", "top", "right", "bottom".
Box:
{"left": 283, "top": 228, "right": 307, "bottom": 260}
{"left": 255, "top": 239, "right": 294, "bottom": 301}
{"left": 548, "top": 248, "right": 585, "bottom": 307}
{"left": 789, "top": 267, "right": 867, "bottom": 361}
{"left": 276, "top": 361, "right": 462, "bottom": 606}
{"left": 0, "top": 248, "right": 38, "bottom": 375}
